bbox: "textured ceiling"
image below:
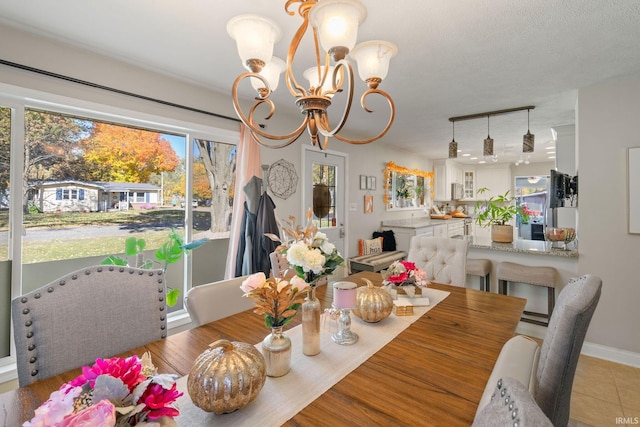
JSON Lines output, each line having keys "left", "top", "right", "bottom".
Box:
{"left": 1, "top": 0, "right": 640, "bottom": 164}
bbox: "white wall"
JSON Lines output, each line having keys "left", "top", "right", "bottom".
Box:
{"left": 577, "top": 72, "right": 640, "bottom": 356}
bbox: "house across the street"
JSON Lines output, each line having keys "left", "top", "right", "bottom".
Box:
{"left": 31, "top": 180, "right": 161, "bottom": 213}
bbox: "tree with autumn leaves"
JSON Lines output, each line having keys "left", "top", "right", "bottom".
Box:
{"left": 80, "top": 123, "right": 179, "bottom": 183}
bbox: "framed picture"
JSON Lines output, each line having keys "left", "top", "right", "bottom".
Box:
{"left": 629, "top": 147, "right": 640, "bottom": 234}
{"left": 367, "top": 176, "right": 376, "bottom": 191}
{"left": 360, "top": 175, "right": 367, "bottom": 190}
{"left": 364, "top": 194, "right": 373, "bottom": 214}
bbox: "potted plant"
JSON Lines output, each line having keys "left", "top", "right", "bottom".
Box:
{"left": 474, "top": 188, "right": 529, "bottom": 243}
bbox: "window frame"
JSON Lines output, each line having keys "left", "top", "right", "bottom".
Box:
{"left": 0, "top": 83, "right": 240, "bottom": 379}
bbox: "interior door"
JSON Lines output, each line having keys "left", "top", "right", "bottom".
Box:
{"left": 303, "top": 148, "right": 346, "bottom": 260}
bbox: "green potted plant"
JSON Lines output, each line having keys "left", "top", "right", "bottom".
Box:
{"left": 102, "top": 228, "right": 209, "bottom": 306}
{"left": 474, "top": 188, "right": 529, "bottom": 243}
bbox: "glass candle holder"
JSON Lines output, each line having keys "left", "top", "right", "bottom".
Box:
{"left": 331, "top": 282, "right": 359, "bottom": 345}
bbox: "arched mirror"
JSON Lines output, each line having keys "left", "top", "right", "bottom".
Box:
{"left": 383, "top": 161, "right": 434, "bottom": 211}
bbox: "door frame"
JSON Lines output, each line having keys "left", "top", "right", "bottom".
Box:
{"left": 301, "top": 145, "right": 349, "bottom": 260}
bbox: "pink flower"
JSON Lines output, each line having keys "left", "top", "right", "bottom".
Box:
{"left": 240, "top": 272, "right": 267, "bottom": 294}
{"left": 139, "top": 383, "right": 183, "bottom": 419}
{"left": 23, "top": 384, "right": 81, "bottom": 427}
{"left": 400, "top": 260, "right": 416, "bottom": 271}
{"left": 388, "top": 272, "right": 409, "bottom": 285}
{"left": 58, "top": 399, "right": 116, "bottom": 427}
{"left": 69, "top": 356, "right": 145, "bottom": 391}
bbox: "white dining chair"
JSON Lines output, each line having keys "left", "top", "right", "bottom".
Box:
{"left": 407, "top": 236, "right": 469, "bottom": 287}
{"left": 12, "top": 265, "right": 167, "bottom": 387}
{"left": 184, "top": 275, "right": 255, "bottom": 326}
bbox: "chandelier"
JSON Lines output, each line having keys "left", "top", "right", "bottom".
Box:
{"left": 227, "top": 0, "right": 397, "bottom": 150}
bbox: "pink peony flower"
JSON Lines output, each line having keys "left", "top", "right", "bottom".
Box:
{"left": 240, "top": 272, "right": 267, "bottom": 294}
{"left": 139, "top": 383, "right": 183, "bottom": 420}
{"left": 400, "top": 260, "right": 416, "bottom": 271}
{"left": 388, "top": 272, "right": 409, "bottom": 284}
{"left": 23, "top": 384, "right": 81, "bottom": 427}
{"left": 58, "top": 399, "right": 116, "bottom": 427}
{"left": 69, "top": 355, "right": 145, "bottom": 392}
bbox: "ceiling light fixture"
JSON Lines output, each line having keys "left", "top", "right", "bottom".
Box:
{"left": 449, "top": 105, "right": 534, "bottom": 162}
{"left": 527, "top": 176, "right": 541, "bottom": 184}
{"left": 227, "top": 0, "right": 397, "bottom": 150}
{"left": 484, "top": 115, "right": 494, "bottom": 157}
{"left": 449, "top": 120, "right": 457, "bottom": 158}
{"left": 523, "top": 108, "right": 535, "bottom": 153}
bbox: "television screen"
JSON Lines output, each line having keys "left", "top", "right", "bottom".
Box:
{"left": 549, "top": 169, "right": 566, "bottom": 208}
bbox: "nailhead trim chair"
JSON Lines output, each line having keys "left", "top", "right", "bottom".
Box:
{"left": 407, "top": 236, "right": 469, "bottom": 287}
{"left": 12, "top": 266, "right": 167, "bottom": 387}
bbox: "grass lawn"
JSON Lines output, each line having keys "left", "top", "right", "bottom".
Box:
{"left": 0, "top": 208, "right": 214, "bottom": 264}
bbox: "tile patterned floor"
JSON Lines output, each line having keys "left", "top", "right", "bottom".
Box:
{"left": 570, "top": 354, "right": 640, "bottom": 427}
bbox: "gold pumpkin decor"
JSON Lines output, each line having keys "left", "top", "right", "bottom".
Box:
{"left": 353, "top": 278, "right": 394, "bottom": 323}
{"left": 188, "top": 339, "right": 267, "bottom": 414}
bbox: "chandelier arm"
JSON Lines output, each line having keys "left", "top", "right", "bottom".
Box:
{"left": 314, "top": 60, "right": 355, "bottom": 137}
{"left": 249, "top": 127, "right": 307, "bottom": 149}
{"left": 285, "top": 4, "right": 313, "bottom": 99}
{"left": 333, "top": 88, "right": 396, "bottom": 145}
{"left": 232, "top": 72, "right": 311, "bottom": 144}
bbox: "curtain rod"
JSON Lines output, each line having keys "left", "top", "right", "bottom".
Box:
{"left": 0, "top": 58, "right": 241, "bottom": 123}
{"left": 449, "top": 106, "right": 535, "bottom": 122}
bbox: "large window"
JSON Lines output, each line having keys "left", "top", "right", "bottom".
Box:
{"left": 0, "top": 94, "right": 239, "bottom": 367}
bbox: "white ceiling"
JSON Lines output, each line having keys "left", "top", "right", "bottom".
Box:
{"left": 1, "top": 0, "right": 640, "bottom": 165}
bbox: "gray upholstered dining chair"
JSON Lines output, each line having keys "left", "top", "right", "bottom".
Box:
{"left": 11, "top": 265, "right": 167, "bottom": 387}
{"left": 475, "top": 274, "right": 602, "bottom": 427}
{"left": 473, "top": 377, "right": 552, "bottom": 427}
{"left": 407, "top": 236, "right": 469, "bottom": 286}
{"left": 534, "top": 274, "right": 602, "bottom": 426}
{"left": 184, "top": 275, "right": 255, "bottom": 326}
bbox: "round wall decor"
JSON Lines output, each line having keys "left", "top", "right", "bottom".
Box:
{"left": 267, "top": 159, "right": 298, "bottom": 199}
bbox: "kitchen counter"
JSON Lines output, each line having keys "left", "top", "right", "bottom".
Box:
{"left": 381, "top": 217, "right": 467, "bottom": 229}
{"left": 458, "top": 234, "right": 578, "bottom": 258}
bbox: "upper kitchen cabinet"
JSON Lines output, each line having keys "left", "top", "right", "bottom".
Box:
{"left": 475, "top": 165, "right": 512, "bottom": 199}
{"left": 433, "top": 159, "right": 463, "bottom": 201}
{"left": 463, "top": 169, "right": 476, "bottom": 200}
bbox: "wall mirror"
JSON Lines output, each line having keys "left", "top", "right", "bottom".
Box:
{"left": 383, "top": 161, "right": 434, "bottom": 211}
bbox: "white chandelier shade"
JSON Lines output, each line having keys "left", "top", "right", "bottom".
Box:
{"left": 226, "top": 15, "right": 282, "bottom": 71}
{"left": 308, "top": 0, "right": 367, "bottom": 55}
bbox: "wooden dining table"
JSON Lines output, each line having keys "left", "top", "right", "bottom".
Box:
{"left": 0, "top": 271, "right": 526, "bottom": 426}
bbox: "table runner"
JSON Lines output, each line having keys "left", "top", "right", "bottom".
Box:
{"left": 174, "top": 287, "right": 450, "bottom": 426}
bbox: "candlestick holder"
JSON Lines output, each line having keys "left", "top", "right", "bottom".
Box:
{"left": 331, "top": 305, "right": 359, "bottom": 345}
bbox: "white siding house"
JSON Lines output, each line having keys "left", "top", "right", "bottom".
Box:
{"left": 33, "top": 180, "right": 161, "bottom": 212}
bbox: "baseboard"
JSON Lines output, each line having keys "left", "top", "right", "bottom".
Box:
{"left": 516, "top": 322, "right": 640, "bottom": 368}
{"left": 581, "top": 341, "right": 640, "bottom": 368}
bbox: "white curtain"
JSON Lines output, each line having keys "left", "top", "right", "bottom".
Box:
{"left": 225, "top": 125, "right": 263, "bottom": 279}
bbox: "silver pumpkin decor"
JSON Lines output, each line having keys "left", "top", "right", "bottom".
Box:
{"left": 187, "top": 340, "right": 266, "bottom": 414}
{"left": 352, "top": 278, "right": 393, "bottom": 323}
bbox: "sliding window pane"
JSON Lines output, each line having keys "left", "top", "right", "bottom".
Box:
{"left": 0, "top": 105, "right": 10, "bottom": 358}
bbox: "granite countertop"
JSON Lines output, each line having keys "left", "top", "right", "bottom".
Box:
{"left": 459, "top": 234, "right": 579, "bottom": 258}
{"left": 381, "top": 217, "right": 467, "bottom": 229}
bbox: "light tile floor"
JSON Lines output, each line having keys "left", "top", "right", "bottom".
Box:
{"left": 569, "top": 354, "right": 640, "bottom": 427}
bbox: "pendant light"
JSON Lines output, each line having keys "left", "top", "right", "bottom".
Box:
{"left": 448, "top": 120, "right": 458, "bottom": 158}
{"left": 523, "top": 108, "right": 535, "bottom": 152}
{"left": 483, "top": 115, "right": 494, "bottom": 157}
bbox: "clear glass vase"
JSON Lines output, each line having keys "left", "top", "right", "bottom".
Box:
{"left": 261, "top": 326, "right": 291, "bottom": 377}
{"left": 302, "top": 285, "right": 321, "bottom": 356}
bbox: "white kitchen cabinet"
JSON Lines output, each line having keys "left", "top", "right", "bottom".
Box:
{"left": 433, "top": 159, "right": 463, "bottom": 202}
{"left": 447, "top": 221, "right": 465, "bottom": 237}
{"left": 433, "top": 224, "right": 448, "bottom": 237}
{"left": 463, "top": 169, "right": 476, "bottom": 200}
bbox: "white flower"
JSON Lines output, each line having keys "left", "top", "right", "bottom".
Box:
{"left": 312, "top": 232, "right": 335, "bottom": 255}
{"left": 287, "top": 241, "right": 325, "bottom": 274}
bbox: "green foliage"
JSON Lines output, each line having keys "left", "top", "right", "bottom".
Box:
{"left": 101, "top": 228, "right": 209, "bottom": 306}
{"left": 474, "top": 188, "right": 529, "bottom": 227}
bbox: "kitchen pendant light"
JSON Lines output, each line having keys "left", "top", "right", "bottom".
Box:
{"left": 483, "top": 115, "right": 494, "bottom": 157}
{"left": 448, "top": 120, "right": 458, "bottom": 158}
{"left": 523, "top": 108, "right": 535, "bottom": 153}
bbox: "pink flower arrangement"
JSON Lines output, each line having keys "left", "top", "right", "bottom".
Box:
{"left": 24, "top": 353, "right": 182, "bottom": 427}
{"left": 381, "top": 260, "right": 429, "bottom": 288}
